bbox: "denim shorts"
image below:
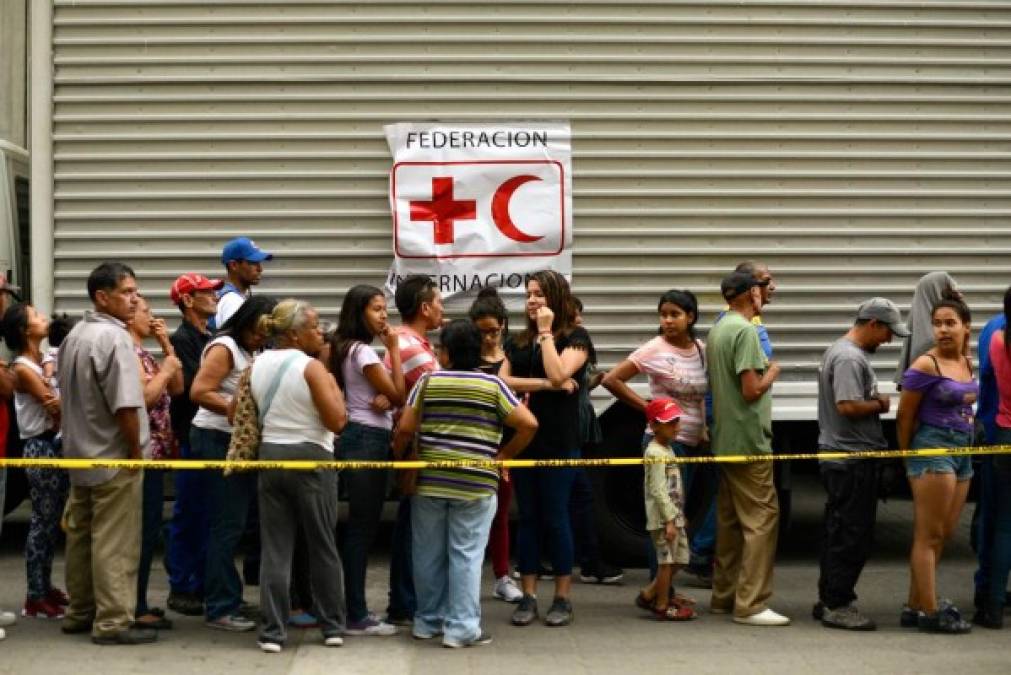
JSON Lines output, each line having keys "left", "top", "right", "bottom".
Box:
{"left": 905, "top": 423, "right": 973, "bottom": 481}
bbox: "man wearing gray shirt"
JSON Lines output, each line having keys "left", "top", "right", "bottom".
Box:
{"left": 813, "top": 298, "right": 909, "bottom": 631}
{"left": 59, "top": 262, "right": 155, "bottom": 645}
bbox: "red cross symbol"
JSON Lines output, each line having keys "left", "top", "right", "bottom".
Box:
{"left": 409, "top": 177, "right": 477, "bottom": 245}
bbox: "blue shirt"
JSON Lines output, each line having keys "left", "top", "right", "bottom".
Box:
{"left": 977, "top": 313, "right": 1006, "bottom": 443}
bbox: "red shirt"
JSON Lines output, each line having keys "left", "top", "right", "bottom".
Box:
{"left": 990, "top": 330, "right": 1011, "bottom": 430}
{"left": 383, "top": 325, "right": 438, "bottom": 394}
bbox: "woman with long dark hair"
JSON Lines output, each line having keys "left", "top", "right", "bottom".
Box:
{"left": 896, "top": 298, "right": 977, "bottom": 634}
{"left": 1, "top": 303, "right": 69, "bottom": 619}
{"left": 976, "top": 286, "right": 1011, "bottom": 629}
{"left": 327, "top": 284, "right": 404, "bottom": 637}
{"left": 468, "top": 288, "right": 523, "bottom": 603}
{"left": 191, "top": 294, "right": 276, "bottom": 632}
{"left": 500, "top": 270, "right": 593, "bottom": 628}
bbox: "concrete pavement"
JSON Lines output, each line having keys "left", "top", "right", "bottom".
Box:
{"left": 0, "top": 475, "right": 1007, "bottom": 674}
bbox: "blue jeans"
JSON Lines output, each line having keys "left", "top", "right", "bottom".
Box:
{"left": 513, "top": 462, "right": 577, "bottom": 577}
{"left": 411, "top": 494, "right": 496, "bottom": 643}
{"left": 167, "top": 439, "right": 211, "bottom": 597}
{"left": 137, "top": 468, "right": 165, "bottom": 615}
{"left": 905, "top": 424, "right": 973, "bottom": 480}
{"left": 387, "top": 496, "right": 415, "bottom": 619}
{"left": 194, "top": 426, "right": 257, "bottom": 620}
{"left": 337, "top": 421, "right": 392, "bottom": 623}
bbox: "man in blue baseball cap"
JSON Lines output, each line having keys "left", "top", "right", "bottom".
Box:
{"left": 212, "top": 237, "right": 273, "bottom": 330}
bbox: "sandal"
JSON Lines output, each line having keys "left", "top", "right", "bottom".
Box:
{"left": 635, "top": 593, "right": 653, "bottom": 612}
{"left": 673, "top": 593, "right": 696, "bottom": 608}
{"left": 653, "top": 604, "right": 697, "bottom": 621}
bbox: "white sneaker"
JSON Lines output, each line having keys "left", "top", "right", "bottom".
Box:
{"left": 344, "top": 616, "right": 397, "bottom": 636}
{"left": 257, "top": 640, "right": 282, "bottom": 653}
{"left": 733, "top": 608, "right": 791, "bottom": 626}
{"left": 0, "top": 611, "right": 15, "bottom": 627}
{"left": 0, "top": 627, "right": 6, "bottom": 640}
{"left": 324, "top": 635, "right": 344, "bottom": 647}
{"left": 493, "top": 575, "right": 523, "bottom": 603}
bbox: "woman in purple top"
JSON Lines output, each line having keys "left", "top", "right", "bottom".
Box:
{"left": 896, "top": 298, "right": 977, "bottom": 634}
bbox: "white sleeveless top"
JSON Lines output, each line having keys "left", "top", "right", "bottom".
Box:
{"left": 191, "top": 335, "right": 250, "bottom": 434}
{"left": 14, "top": 356, "right": 53, "bottom": 439}
{"left": 251, "top": 349, "right": 335, "bottom": 452}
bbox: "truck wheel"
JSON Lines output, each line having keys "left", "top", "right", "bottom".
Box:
{"left": 586, "top": 400, "right": 649, "bottom": 566}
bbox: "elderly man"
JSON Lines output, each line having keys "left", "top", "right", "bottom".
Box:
{"left": 59, "top": 262, "right": 155, "bottom": 645}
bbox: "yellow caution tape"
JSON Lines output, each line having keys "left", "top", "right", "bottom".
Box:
{"left": 0, "top": 444, "right": 1009, "bottom": 471}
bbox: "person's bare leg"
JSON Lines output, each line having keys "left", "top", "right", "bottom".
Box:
{"left": 554, "top": 574, "right": 572, "bottom": 600}
{"left": 651, "top": 565, "right": 674, "bottom": 610}
{"left": 521, "top": 574, "right": 537, "bottom": 596}
{"left": 907, "top": 474, "right": 956, "bottom": 612}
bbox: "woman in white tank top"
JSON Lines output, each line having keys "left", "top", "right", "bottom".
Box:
{"left": 189, "top": 295, "right": 275, "bottom": 632}
{"left": 0, "top": 303, "right": 69, "bottom": 619}
{"left": 249, "top": 299, "right": 348, "bottom": 652}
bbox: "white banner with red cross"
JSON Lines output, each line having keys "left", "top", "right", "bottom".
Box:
{"left": 384, "top": 121, "right": 572, "bottom": 304}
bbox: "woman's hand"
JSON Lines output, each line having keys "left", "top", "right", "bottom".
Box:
{"left": 370, "top": 393, "right": 392, "bottom": 413}
{"left": 378, "top": 325, "right": 399, "bottom": 352}
{"left": 535, "top": 306, "right": 554, "bottom": 333}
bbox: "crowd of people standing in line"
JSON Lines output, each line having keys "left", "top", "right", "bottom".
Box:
{"left": 0, "top": 239, "right": 1008, "bottom": 649}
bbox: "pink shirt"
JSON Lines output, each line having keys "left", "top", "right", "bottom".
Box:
{"left": 628, "top": 336, "right": 708, "bottom": 446}
{"left": 990, "top": 331, "right": 1011, "bottom": 429}
{"left": 384, "top": 325, "right": 438, "bottom": 393}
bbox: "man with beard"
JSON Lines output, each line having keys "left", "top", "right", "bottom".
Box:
{"left": 812, "top": 298, "right": 909, "bottom": 631}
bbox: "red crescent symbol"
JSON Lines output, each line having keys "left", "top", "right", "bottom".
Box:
{"left": 491, "top": 175, "right": 544, "bottom": 243}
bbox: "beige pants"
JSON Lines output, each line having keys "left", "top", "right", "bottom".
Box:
{"left": 711, "top": 461, "right": 780, "bottom": 618}
{"left": 64, "top": 469, "right": 142, "bottom": 637}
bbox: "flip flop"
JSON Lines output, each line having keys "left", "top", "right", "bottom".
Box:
{"left": 653, "top": 605, "right": 697, "bottom": 622}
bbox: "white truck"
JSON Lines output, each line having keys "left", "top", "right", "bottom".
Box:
{"left": 4, "top": 1, "right": 1008, "bottom": 557}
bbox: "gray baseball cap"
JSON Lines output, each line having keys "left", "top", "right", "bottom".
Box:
{"left": 856, "top": 297, "right": 910, "bottom": 337}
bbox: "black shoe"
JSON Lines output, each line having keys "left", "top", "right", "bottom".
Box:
{"left": 918, "top": 610, "right": 971, "bottom": 634}
{"left": 511, "top": 594, "right": 539, "bottom": 626}
{"left": 91, "top": 626, "right": 159, "bottom": 645}
{"left": 578, "top": 562, "right": 624, "bottom": 585}
{"left": 167, "top": 593, "right": 203, "bottom": 617}
{"left": 899, "top": 605, "right": 919, "bottom": 628}
{"left": 972, "top": 605, "right": 1004, "bottom": 629}
{"left": 61, "top": 619, "right": 94, "bottom": 634}
{"left": 812, "top": 601, "right": 824, "bottom": 621}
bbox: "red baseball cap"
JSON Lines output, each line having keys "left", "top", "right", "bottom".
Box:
{"left": 170, "top": 273, "right": 224, "bottom": 305}
{"left": 645, "top": 398, "right": 683, "bottom": 424}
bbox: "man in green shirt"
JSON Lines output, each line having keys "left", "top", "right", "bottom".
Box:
{"left": 706, "top": 271, "right": 789, "bottom": 626}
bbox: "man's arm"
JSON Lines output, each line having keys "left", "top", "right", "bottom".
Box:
{"left": 740, "top": 362, "right": 780, "bottom": 403}
{"left": 114, "top": 407, "right": 143, "bottom": 460}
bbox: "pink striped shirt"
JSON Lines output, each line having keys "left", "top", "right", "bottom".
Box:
{"left": 384, "top": 325, "right": 438, "bottom": 392}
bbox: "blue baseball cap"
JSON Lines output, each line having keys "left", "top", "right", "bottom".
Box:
{"left": 221, "top": 237, "right": 273, "bottom": 264}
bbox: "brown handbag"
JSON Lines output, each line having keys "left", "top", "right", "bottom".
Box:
{"left": 396, "top": 373, "right": 432, "bottom": 496}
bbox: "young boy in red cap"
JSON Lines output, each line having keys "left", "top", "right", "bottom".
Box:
{"left": 637, "top": 398, "right": 696, "bottom": 620}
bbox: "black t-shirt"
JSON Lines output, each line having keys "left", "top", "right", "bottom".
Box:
{"left": 504, "top": 327, "right": 595, "bottom": 458}
{"left": 169, "top": 319, "right": 211, "bottom": 442}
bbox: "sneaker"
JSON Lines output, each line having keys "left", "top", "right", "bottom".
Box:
{"left": 511, "top": 594, "right": 539, "bottom": 626}
{"left": 544, "top": 597, "right": 573, "bottom": 627}
{"left": 579, "top": 563, "right": 624, "bottom": 585}
{"left": 206, "top": 615, "right": 256, "bottom": 632}
{"left": 442, "top": 631, "right": 493, "bottom": 648}
{"left": 384, "top": 612, "right": 413, "bottom": 627}
{"left": 22, "top": 597, "right": 65, "bottom": 619}
{"left": 412, "top": 628, "right": 442, "bottom": 640}
{"left": 821, "top": 604, "right": 877, "bottom": 631}
{"left": 0, "top": 610, "right": 15, "bottom": 627}
{"left": 287, "top": 611, "right": 319, "bottom": 628}
{"left": 733, "top": 608, "right": 791, "bottom": 626}
{"left": 91, "top": 626, "right": 158, "bottom": 645}
{"left": 493, "top": 576, "right": 524, "bottom": 603}
{"left": 167, "top": 592, "right": 204, "bottom": 617}
{"left": 0, "top": 627, "right": 5, "bottom": 641}
{"left": 45, "top": 588, "right": 70, "bottom": 607}
{"left": 257, "top": 640, "right": 282, "bottom": 653}
{"left": 344, "top": 616, "right": 397, "bottom": 636}
{"left": 324, "top": 635, "right": 344, "bottom": 647}
{"left": 918, "top": 610, "right": 971, "bottom": 634}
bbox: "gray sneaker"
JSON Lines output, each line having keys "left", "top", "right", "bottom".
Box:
{"left": 442, "top": 631, "right": 493, "bottom": 648}
{"left": 511, "top": 594, "right": 538, "bottom": 626}
{"left": 544, "top": 597, "right": 573, "bottom": 627}
{"left": 821, "top": 604, "right": 877, "bottom": 631}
